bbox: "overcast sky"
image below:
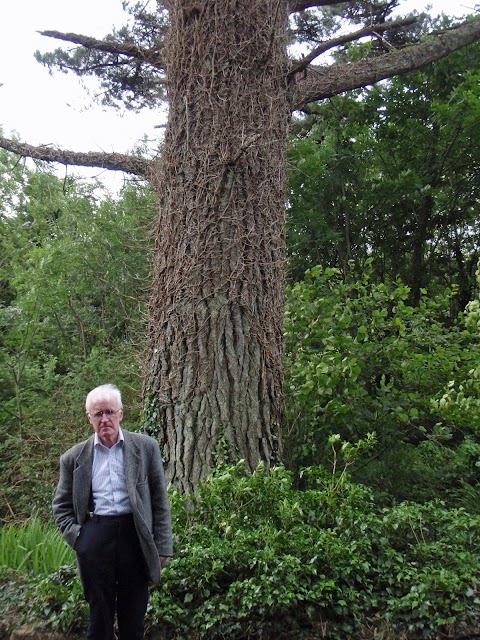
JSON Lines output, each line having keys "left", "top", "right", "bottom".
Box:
{"left": 0, "top": 0, "right": 473, "bottom": 188}
{"left": 1, "top": 0, "right": 162, "bottom": 150}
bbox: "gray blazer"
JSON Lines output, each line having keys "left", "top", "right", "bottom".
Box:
{"left": 52, "top": 430, "right": 173, "bottom": 583}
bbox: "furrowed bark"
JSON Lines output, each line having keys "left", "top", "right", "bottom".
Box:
{"left": 145, "top": 0, "right": 290, "bottom": 492}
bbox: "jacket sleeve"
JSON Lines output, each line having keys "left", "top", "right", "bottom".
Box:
{"left": 148, "top": 438, "right": 173, "bottom": 556}
{"left": 52, "top": 453, "right": 82, "bottom": 548}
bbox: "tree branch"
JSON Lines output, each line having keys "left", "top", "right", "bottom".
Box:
{"left": 288, "top": 0, "right": 347, "bottom": 12}
{"left": 0, "top": 136, "right": 154, "bottom": 178}
{"left": 289, "top": 17, "right": 417, "bottom": 75}
{"left": 38, "top": 30, "right": 164, "bottom": 69}
{"left": 292, "top": 18, "right": 480, "bottom": 110}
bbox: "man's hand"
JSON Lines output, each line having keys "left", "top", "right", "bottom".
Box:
{"left": 160, "top": 556, "right": 168, "bottom": 568}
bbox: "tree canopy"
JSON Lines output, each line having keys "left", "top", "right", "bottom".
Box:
{"left": 1, "top": 1, "right": 479, "bottom": 175}
{"left": 287, "top": 39, "right": 480, "bottom": 309}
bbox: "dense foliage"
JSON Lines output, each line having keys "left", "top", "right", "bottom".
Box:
{"left": 284, "top": 262, "right": 480, "bottom": 507}
{"left": 1, "top": 463, "right": 479, "bottom": 639}
{"left": 287, "top": 39, "right": 480, "bottom": 310}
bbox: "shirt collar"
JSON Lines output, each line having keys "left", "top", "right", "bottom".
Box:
{"left": 94, "top": 427, "right": 125, "bottom": 448}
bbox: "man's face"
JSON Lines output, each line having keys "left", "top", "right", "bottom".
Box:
{"left": 87, "top": 396, "right": 123, "bottom": 448}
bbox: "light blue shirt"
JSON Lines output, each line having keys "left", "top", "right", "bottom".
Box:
{"left": 92, "top": 428, "right": 132, "bottom": 515}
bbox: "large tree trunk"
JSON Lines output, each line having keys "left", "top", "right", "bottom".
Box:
{"left": 145, "top": 0, "right": 290, "bottom": 492}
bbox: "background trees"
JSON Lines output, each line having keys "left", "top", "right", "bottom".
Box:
{"left": 283, "top": 264, "right": 480, "bottom": 505}
{"left": 287, "top": 37, "right": 480, "bottom": 312}
{"left": 0, "top": 160, "right": 155, "bottom": 517}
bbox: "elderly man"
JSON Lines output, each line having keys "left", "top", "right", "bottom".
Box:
{"left": 52, "top": 383, "right": 172, "bottom": 640}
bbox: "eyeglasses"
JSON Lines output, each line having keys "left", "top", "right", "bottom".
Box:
{"left": 88, "top": 409, "right": 121, "bottom": 420}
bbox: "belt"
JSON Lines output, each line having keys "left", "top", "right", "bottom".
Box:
{"left": 88, "top": 512, "right": 134, "bottom": 523}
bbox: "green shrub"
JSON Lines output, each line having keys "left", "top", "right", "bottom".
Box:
{"left": 284, "top": 264, "right": 480, "bottom": 504}
{"left": 2, "top": 465, "right": 479, "bottom": 639}
{"left": 26, "top": 566, "right": 87, "bottom": 634}
{"left": 146, "top": 463, "right": 480, "bottom": 639}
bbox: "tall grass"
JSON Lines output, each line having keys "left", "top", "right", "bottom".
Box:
{"left": 0, "top": 518, "right": 75, "bottom": 574}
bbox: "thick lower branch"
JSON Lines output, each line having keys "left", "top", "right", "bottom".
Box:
{"left": 0, "top": 136, "right": 153, "bottom": 178}
{"left": 293, "top": 18, "right": 480, "bottom": 109}
{"left": 288, "top": 0, "right": 347, "bottom": 12}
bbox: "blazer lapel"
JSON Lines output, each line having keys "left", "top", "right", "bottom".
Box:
{"left": 73, "top": 437, "right": 94, "bottom": 520}
{"left": 123, "top": 431, "right": 141, "bottom": 508}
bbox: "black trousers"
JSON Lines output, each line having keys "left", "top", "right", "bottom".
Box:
{"left": 75, "top": 514, "right": 149, "bottom": 640}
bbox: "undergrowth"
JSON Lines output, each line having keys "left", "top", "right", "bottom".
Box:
{"left": 1, "top": 462, "right": 479, "bottom": 639}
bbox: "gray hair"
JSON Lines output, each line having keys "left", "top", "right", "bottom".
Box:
{"left": 85, "top": 384, "right": 123, "bottom": 412}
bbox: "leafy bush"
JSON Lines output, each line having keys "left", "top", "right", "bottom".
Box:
{"left": 2, "top": 463, "right": 479, "bottom": 639}
{"left": 432, "top": 261, "right": 480, "bottom": 436}
{"left": 153, "top": 463, "right": 480, "bottom": 639}
{"left": 284, "top": 263, "right": 480, "bottom": 503}
{"left": 25, "top": 566, "right": 87, "bottom": 635}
